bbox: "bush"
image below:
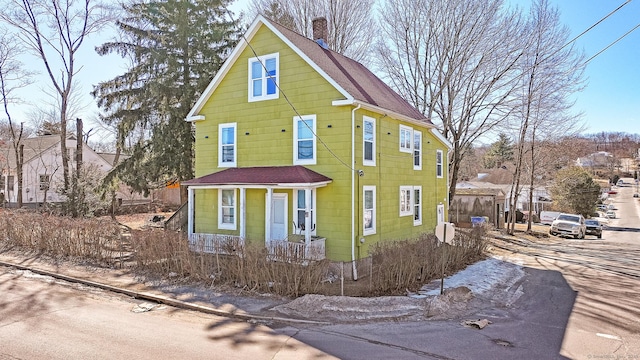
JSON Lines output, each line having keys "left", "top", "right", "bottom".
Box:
{"left": 369, "top": 228, "right": 487, "bottom": 296}
{"left": 0, "top": 210, "right": 488, "bottom": 298}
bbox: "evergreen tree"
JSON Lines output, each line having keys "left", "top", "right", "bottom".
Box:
{"left": 551, "top": 166, "right": 600, "bottom": 217}
{"left": 483, "top": 133, "right": 514, "bottom": 168}
{"left": 92, "top": 0, "right": 240, "bottom": 196}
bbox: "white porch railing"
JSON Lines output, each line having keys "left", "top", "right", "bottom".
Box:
{"left": 268, "top": 236, "right": 326, "bottom": 262}
{"left": 188, "top": 233, "right": 244, "bottom": 255}
{"left": 188, "top": 233, "right": 326, "bottom": 262}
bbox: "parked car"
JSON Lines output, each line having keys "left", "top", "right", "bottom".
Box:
{"left": 584, "top": 219, "right": 603, "bottom": 239}
{"left": 549, "top": 213, "right": 586, "bottom": 239}
{"left": 633, "top": 193, "right": 639, "bottom": 198}
{"left": 606, "top": 211, "right": 616, "bottom": 219}
{"left": 540, "top": 211, "right": 561, "bottom": 225}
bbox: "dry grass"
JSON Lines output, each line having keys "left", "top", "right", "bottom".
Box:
{"left": 0, "top": 209, "right": 488, "bottom": 298}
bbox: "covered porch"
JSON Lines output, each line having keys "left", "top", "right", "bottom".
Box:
{"left": 183, "top": 166, "right": 332, "bottom": 261}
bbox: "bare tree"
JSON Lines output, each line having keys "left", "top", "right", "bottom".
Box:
{"left": 506, "top": 0, "right": 585, "bottom": 233}
{"left": 0, "top": 33, "right": 33, "bottom": 207}
{"left": 249, "top": 0, "right": 376, "bottom": 63}
{"left": 376, "top": 0, "right": 527, "bottom": 203}
{"left": 0, "top": 0, "right": 113, "bottom": 192}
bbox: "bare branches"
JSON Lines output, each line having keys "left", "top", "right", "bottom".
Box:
{"left": 249, "top": 0, "right": 376, "bottom": 63}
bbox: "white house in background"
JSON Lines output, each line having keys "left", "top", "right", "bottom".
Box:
{"left": 456, "top": 181, "right": 552, "bottom": 215}
{"left": 0, "top": 135, "right": 148, "bottom": 206}
{"left": 576, "top": 151, "right": 614, "bottom": 168}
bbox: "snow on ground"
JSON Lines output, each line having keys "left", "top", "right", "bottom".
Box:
{"left": 272, "top": 256, "right": 527, "bottom": 322}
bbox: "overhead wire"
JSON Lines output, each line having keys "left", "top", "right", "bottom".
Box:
{"left": 223, "top": 9, "right": 357, "bottom": 172}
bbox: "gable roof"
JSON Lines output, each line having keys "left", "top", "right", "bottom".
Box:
{"left": 186, "top": 15, "right": 431, "bottom": 125}
{"left": 0, "top": 135, "right": 65, "bottom": 168}
{"left": 183, "top": 166, "right": 332, "bottom": 187}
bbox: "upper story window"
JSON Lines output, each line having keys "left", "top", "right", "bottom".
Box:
{"left": 363, "top": 116, "right": 375, "bottom": 166}
{"left": 413, "top": 130, "right": 422, "bottom": 170}
{"left": 7, "top": 176, "right": 13, "bottom": 191}
{"left": 436, "top": 149, "right": 444, "bottom": 178}
{"left": 294, "top": 115, "right": 316, "bottom": 165}
{"left": 219, "top": 123, "right": 237, "bottom": 167}
{"left": 363, "top": 186, "right": 376, "bottom": 235}
{"left": 39, "top": 174, "right": 50, "bottom": 191}
{"left": 248, "top": 53, "right": 279, "bottom": 102}
{"left": 399, "top": 125, "right": 413, "bottom": 153}
{"left": 218, "top": 188, "right": 237, "bottom": 230}
{"left": 399, "top": 186, "right": 413, "bottom": 216}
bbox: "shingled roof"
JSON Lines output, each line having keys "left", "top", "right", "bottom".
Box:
{"left": 187, "top": 15, "right": 431, "bottom": 124}
{"left": 183, "top": 166, "right": 332, "bottom": 186}
{"left": 264, "top": 18, "right": 429, "bottom": 122}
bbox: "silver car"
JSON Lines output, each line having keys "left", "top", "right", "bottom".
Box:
{"left": 549, "top": 213, "right": 586, "bottom": 239}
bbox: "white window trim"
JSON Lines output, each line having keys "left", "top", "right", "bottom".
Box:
{"left": 293, "top": 114, "right": 317, "bottom": 165}
{"left": 399, "top": 125, "right": 413, "bottom": 153}
{"left": 436, "top": 149, "right": 444, "bottom": 178}
{"left": 363, "top": 186, "right": 376, "bottom": 236}
{"left": 363, "top": 116, "right": 376, "bottom": 166}
{"left": 294, "top": 189, "right": 317, "bottom": 235}
{"left": 413, "top": 186, "right": 422, "bottom": 226}
{"left": 399, "top": 186, "right": 413, "bottom": 217}
{"left": 413, "top": 130, "right": 422, "bottom": 170}
{"left": 248, "top": 53, "right": 279, "bottom": 102}
{"left": 218, "top": 122, "right": 237, "bottom": 168}
{"left": 218, "top": 188, "right": 237, "bottom": 230}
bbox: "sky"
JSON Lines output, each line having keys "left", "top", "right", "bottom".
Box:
{"left": 6, "top": 0, "right": 640, "bottom": 141}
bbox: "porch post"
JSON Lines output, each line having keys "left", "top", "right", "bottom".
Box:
{"left": 304, "top": 188, "right": 311, "bottom": 246}
{"left": 240, "top": 187, "right": 246, "bottom": 239}
{"left": 265, "top": 187, "right": 273, "bottom": 245}
{"left": 187, "top": 186, "right": 194, "bottom": 238}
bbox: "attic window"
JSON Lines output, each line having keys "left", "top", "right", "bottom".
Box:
{"left": 248, "top": 53, "right": 279, "bottom": 102}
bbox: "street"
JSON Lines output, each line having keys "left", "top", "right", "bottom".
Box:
{"left": 0, "top": 270, "right": 334, "bottom": 359}
{"left": 1, "top": 180, "right": 639, "bottom": 359}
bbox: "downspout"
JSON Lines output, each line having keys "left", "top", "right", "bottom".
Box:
{"left": 351, "top": 103, "right": 361, "bottom": 280}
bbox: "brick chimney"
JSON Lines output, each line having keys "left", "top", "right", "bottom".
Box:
{"left": 312, "top": 17, "right": 329, "bottom": 49}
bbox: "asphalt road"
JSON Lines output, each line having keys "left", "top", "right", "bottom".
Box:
{"left": 1, "top": 179, "right": 639, "bottom": 359}
{"left": 0, "top": 270, "right": 333, "bottom": 360}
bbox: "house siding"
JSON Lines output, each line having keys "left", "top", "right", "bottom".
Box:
{"left": 188, "top": 19, "right": 450, "bottom": 263}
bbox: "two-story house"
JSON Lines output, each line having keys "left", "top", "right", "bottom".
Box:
{"left": 183, "top": 15, "right": 451, "bottom": 271}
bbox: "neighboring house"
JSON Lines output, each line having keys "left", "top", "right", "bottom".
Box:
{"left": 0, "top": 135, "right": 147, "bottom": 207}
{"left": 183, "top": 16, "right": 451, "bottom": 269}
{"left": 450, "top": 188, "right": 505, "bottom": 228}
{"left": 576, "top": 151, "right": 614, "bottom": 168}
{"left": 456, "top": 180, "right": 552, "bottom": 218}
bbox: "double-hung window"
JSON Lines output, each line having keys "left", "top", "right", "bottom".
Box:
{"left": 399, "top": 186, "right": 413, "bottom": 216}
{"left": 294, "top": 115, "right": 316, "bottom": 165}
{"left": 219, "top": 123, "right": 237, "bottom": 167}
{"left": 39, "top": 174, "right": 50, "bottom": 191}
{"left": 218, "top": 189, "right": 237, "bottom": 230}
{"left": 248, "top": 53, "right": 279, "bottom": 102}
{"left": 363, "top": 186, "right": 376, "bottom": 235}
{"left": 413, "top": 130, "right": 422, "bottom": 170}
{"left": 399, "top": 125, "right": 412, "bottom": 153}
{"left": 363, "top": 116, "right": 375, "bottom": 166}
{"left": 295, "top": 189, "right": 316, "bottom": 234}
{"left": 436, "top": 149, "right": 444, "bottom": 178}
{"left": 413, "top": 186, "right": 422, "bottom": 225}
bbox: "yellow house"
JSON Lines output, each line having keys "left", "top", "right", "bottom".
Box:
{"left": 183, "top": 15, "right": 451, "bottom": 269}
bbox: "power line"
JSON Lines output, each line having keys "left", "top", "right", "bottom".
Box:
{"left": 224, "top": 11, "right": 356, "bottom": 172}
{"left": 585, "top": 22, "right": 640, "bottom": 64}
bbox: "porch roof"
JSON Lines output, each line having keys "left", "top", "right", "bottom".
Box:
{"left": 183, "top": 165, "right": 332, "bottom": 187}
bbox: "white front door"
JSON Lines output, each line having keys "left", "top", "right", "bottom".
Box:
{"left": 270, "top": 193, "right": 288, "bottom": 241}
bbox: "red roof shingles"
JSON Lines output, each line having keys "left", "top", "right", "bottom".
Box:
{"left": 266, "top": 19, "right": 430, "bottom": 123}
{"left": 184, "top": 166, "right": 332, "bottom": 186}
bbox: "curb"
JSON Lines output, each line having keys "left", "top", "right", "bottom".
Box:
{"left": 0, "top": 259, "right": 329, "bottom": 326}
